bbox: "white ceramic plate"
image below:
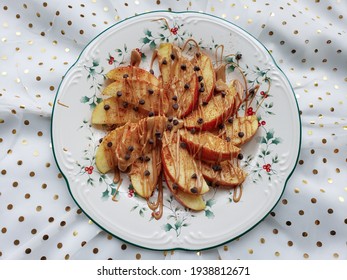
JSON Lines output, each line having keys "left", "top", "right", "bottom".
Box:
{"left": 52, "top": 11, "right": 301, "bottom": 251}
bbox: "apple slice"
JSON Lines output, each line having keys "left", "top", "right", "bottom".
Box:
{"left": 156, "top": 43, "right": 199, "bottom": 118}
{"left": 161, "top": 131, "right": 209, "bottom": 195}
{"left": 163, "top": 170, "right": 206, "bottom": 211}
{"left": 102, "top": 79, "right": 169, "bottom": 115}
{"left": 183, "top": 83, "right": 237, "bottom": 131}
{"left": 95, "top": 116, "right": 168, "bottom": 173}
{"left": 201, "top": 161, "right": 246, "bottom": 188}
{"left": 91, "top": 96, "right": 147, "bottom": 125}
{"left": 223, "top": 115, "right": 259, "bottom": 146}
{"left": 179, "top": 129, "right": 240, "bottom": 162}
{"left": 129, "top": 147, "right": 161, "bottom": 199}
{"left": 191, "top": 51, "right": 215, "bottom": 105}
{"left": 95, "top": 123, "right": 130, "bottom": 174}
{"left": 106, "top": 65, "right": 160, "bottom": 87}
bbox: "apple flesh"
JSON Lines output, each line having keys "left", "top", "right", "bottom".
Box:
{"left": 102, "top": 79, "right": 170, "bottom": 115}
{"left": 95, "top": 116, "right": 168, "bottom": 173}
{"left": 156, "top": 43, "right": 199, "bottom": 118}
{"left": 183, "top": 83, "right": 237, "bottom": 131}
{"left": 129, "top": 147, "right": 161, "bottom": 199}
{"left": 161, "top": 131, "right": 209, "bottom": 195}
{"left": 179, "top": 130, "right": 240, "bottom": 162}
{"left": 200, "top": 161, "right": 246, "bottom": 188}
{"left": 191, "top": 51, "right": 215, "bottom": 105}
{"left": 91, "top": 96, "right": 147, "bottom": 125}
{"left": 106, "top": 65, "right": 160, "bottom": 87}
{"left": 223, "top": 115, "right": 259, "bottom": 146}
{"left": 163, "top": 170, "right": 206, "bottom": 211}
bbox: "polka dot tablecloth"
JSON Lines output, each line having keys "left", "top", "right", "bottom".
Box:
{"left": 0, "top": 0, "right": 346, "bottom": 260}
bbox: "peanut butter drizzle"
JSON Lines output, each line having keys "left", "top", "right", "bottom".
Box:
{"left": 148, "top": 174, "right": 164, "bottom": 220}
{"left": 233, "top": 185, "right": 243, "bottom": 203}
{"left": 111, "top": 178, "right": 123, "bottom": 202}
{"left": 130, "top": 49, "right": 141, "bottom": 67}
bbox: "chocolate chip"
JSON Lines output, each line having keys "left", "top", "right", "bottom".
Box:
{"left": 103, "top": 104, "right": 110, "bottom": 110}
{"left": 99, "top": 138, "right": 103, "bottom": 143}
{"left": 194, "top": 65, "right": 200, "bottom": 71}
{"left": 148, "top": 111, "right": 154, "bottom": 117}
{"left": 162, "top": 59, "right": 167, "bottom": 65}
{"left": 170, "top": 53, "right": 175, "bottom": 60}
{"left": 190, "top": 187, "right": 198, "bottom": 194}
{"left": 228, "top": 117, "right": 233, "bottom": 124}
{"left": 212, "top": 164, "right": 222, "bottom": 172}
{"left": 197, "top": 118, "right": 204, "bottom": 125}
{"left": 238, "top": 131, "right": 245, "bottom": 138}
{"left": 116, "top": 91, "right": 122, "bottom": 97}
{"left": 133, "top": 106, "right": 139, "bottom": 112}
{"left": 198, "top": 75, "right": 203, "bottom": 82}
{"left": 128, "top": 146, "right": 134, "bottom": 152}
{"left": 107, "top": 142, "right": 113, "bottom": 148}
{"left": 124, "top": 153, "right": 131, "bottom": 160}
{"left": 173, "top": 119, "right": 179, "bottom": 126}
{"left": 122, "top": 101, "right": 128, "bottom": 108}
{"left": 148, "top": 89, "right": 154, "bottom": 95}
{"left": 172, "top": 95, "right": 178, "bottom": 101}
{"left": 144, "top": 156, "right": 150, "bottom": 162}
{"left": 172, "top": 103, "right": 179, "bottom": 110}
{"left": 138, "top": 156, "right": 144, "bottom": 162}
{"left": 225, "top": 136, "right": 231, "bottom": 142}
{"left": 180, "top": 142, "right": 187, "bottom": 149}
{"left": 184, "top": 83, "right": 190, "bottom": 90}
{"left": 155, "top": 131, "right": 161, "bottom": 138}
{"left": 148, "top": 139, "right": 154, "bottom": 145}
{"left": 237, "top": 153, "right": 244, "bottom": 160}
{"left": 144, "top": 170, "right": 150, "bottom": 176}
{"left": 180, "top": 64, "right": 186, "bottom": 70}
{"left": 196, "top": 52, "right": 201, "bottom": 58}
{"left": 199, "top": 87, "right": 205, "bottom": 93}
{"left": 149, "top": 69, "right": 154, "bottom": 74}
{"left": 221, "top": 91, "right": 226, "bottom": 98}
{"left": 202, "top": 101, "right": 208, "bottom": 106}
{"left": 172, "top": 183, "right": 179, "bottom": 190}
{"left": 139, "top": 99, "right": 145, "bottom": 105}
{"left": 190, "top": 128, "right": 196, "bottom": 134}
{"left": 191, "top": 173, "right": 197, "bottom": 179}
{"left": 167, "top": 124, "right": 173, "bottom": 131}
{"left": 123, "top": 74, "right": 129, "bottom": 78}
{"left": 168, "top": 116, "right": 173, "bottom": 122}
{"left": 218, "top": 123, "right": 225, "bottom": 129}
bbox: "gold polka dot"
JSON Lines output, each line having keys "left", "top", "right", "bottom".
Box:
{"left": 121, "top": 244, "right": 127, "bottom": 250}
{"left": 53, "top": 194, "right": 59, "bottom": 200}
{"left": 248, "top": 249, "right": 254, "bottom": 254}
{"left": 65, "top": 254, "right": 70, "bottom": 260}
{"left": 42, "top": 234, "right": 49, "bottom": 240}
{"left": 327, "top": 208, "right": 334, "bottom": 214}
{"left": 1, "top": 169, "right": 6, "bottom": 175}
{"left": 316, "top": 241, "right": 322, "bottom": 247}
{"left": 135, "top": 253, "right": 141, "bottom": 259}
{"left": 60, "top": 221, "right": 66, "bottom": 227}
{"left": 287, "top": 241, "right": 293, "bottom": 246}
{"left": 223, "top": 245, "right": 229, "bottom": 251}
{"left": 273, "top": 229, "right": 278, "bottom": 234}
{"left": 24, "top": 193, "right": 30, "bottom": 199}
{"left": 299, "top": 210, "right": 304, "bottom": 215}
{"left": 31, "top": 229, "right": 37, "bottom": 235}
{"left": 294, "top": 188, "right": 300, "bottom": 193}
{"left": 57, "top": 242, "right": 63, "bottom": 249}
{"left": 313, "top": 169, "right": 318, "bottom": 174}
{"left": 274, "top": 251, "right": 280, "bottom": 257}
{"left": 18, "top": 216, "right": 25, "bottom": 222}
{"left": 330, "top": 230, "right": 336, "bottom": 235}
{"left": 48, "top": 217, "right": 54, "bottom": 223}
{"left": 13, "top": 181, "right": 18, "bottom": 187}
{"left": 40, "top": 256, "right": 46, "bottom": 260}
{"left": 311, "top": 198, "right": 317, "bottom": 203}
{"left": 29, "top": 171, "right": 35, "bottom": 177}
{"left": 1, "top": 228, "right": 7, "bottom": 233}
{"left": 25, "top": 248, "right": 31, "bottom": 254}
{"left": 36, "top": 206, "right": 42, "bottom": 212}
{"left": 315, "top": 220, "right": 320, "bottom": 225}
{"left": 65, "top": 206, "right": 71, "bottom": 212}
{"left": 81, "top": 241, "right": 87, "bottom": 247}
{"left": 93, "top": 248, "right": 98, "bottom": 254}
{"left": 260, "top": 238, "right": 265, "bottom": 244}
{"left": 303, "top": 253, "right": 309, "bottom": 259}
{"left": 7, "top": 204, "right": 13, "bottom": 210}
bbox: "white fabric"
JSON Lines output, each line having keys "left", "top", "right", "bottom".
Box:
{"left": 0, "top": 0, "right": 346, "bottom": 260}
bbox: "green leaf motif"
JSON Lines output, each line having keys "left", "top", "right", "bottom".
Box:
{"left": 272, "top": 137, "right": 282, "bottom": 145}
{"left": 144, "top": 29, "right": 152, "bottom": 37}
{"left": 149, "top": 40, "right": 157, "bottom": 50}
{"left": 205, "top": 209, "right": 215, "bottom": 219}
{"left": 80, "top": 96, "right": 90, "bottom": 103}
{"left": 141, "top": 37, "right": 151, "bottom": 44}
{"left": 92, "top": 60, "right": 99, "bottom": 67}
{"left": 162, "top": 223, "right": 173, "bottom": 232}
{"left": 102, "top": 189, "right": 109, "bottom": 198}
{"left": 205, "top": 198, "right": 216, "bottom": 208}
{"left": 266, "top": 129, "right": 275, "bottom": 140}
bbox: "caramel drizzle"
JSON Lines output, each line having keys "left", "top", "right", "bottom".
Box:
{"left": 147, "top": 174, "right": 164, "bottom": 220}
{"left": 233, "top": 185, "right": 243, "bottom": 203}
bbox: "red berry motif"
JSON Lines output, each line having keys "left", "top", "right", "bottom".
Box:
{"left": 85, "top": 166, "right": 94, "bottom": 174}
{"left": 246, "top": 107, "right": 255, "bottom": 116}
{"left": 262, "top": 163, "right": 271, "bottom": 173}
{"left": 128, "top": 188, "right": 135, "bottom": 198}
{"left": 170, "top": 27, "right": 178, "bottom": 35}
{"left": 260, "top": 90, "right": 268, "bottom": 98}
{"left": 108, "top": 56, "right": 115, "bottom": 65}
{"left": 135, "top": 48, "right": 142, "bottom": 56}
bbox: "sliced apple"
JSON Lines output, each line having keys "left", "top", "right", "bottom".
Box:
{"left": 223, "top": 115, "right": 259, "bottom": 146}
{"left": 179, "top": 129, "right": 240, "bottom": 162}
{"left": 183, "top": 83, "right": 237, "bottom": 131}
{"left": 163, "top": 170, "right": 206, "bottom": 211}
{"left": 156, "top": 43, "right": 199, "bottom": 118}
{"left": 201, "top": 161, "right": 246, "bottom": 188}
{"left": 91, "top": 96, "right": 147, "bottom": 125}
{"left": 106, "top": 65, "right": 160, "bottom": 87}
{"left": 95, "top": 123, "right": 130, "bottom": 174}
{"left": 95, "top": 116, "right": 168, "bottom": 173}
{"left": 129, "top": 147, "right": 161, "bottom": 199}
{"left": 191, "top": 51, "right": 215, "bottom": 105}
{"left": 161, "top": 131, "right": 209, "bottom": 195}
{"left": 102, "top": 79, "right": 169, "bottom": 115}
